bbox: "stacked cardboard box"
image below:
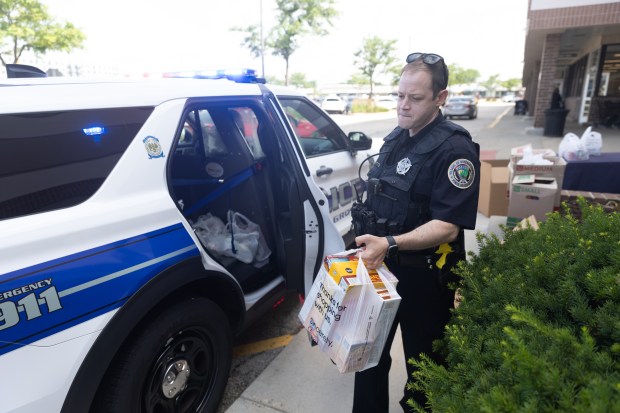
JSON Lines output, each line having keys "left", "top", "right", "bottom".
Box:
{"left": 507, "top": 175, "right": 558, "bottom": 227}
{"left": 506, "top": 147, "right": 566, "bottom": 227}
{"left": 478, "top": 159, "right": 510, "bottom": 217}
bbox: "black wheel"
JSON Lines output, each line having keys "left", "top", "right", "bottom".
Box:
{"left": 93, "top": 298, "right": 232, "bottom": 413}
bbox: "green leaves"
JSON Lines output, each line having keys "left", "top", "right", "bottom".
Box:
{"left": 352, "top": 36, "right": 398, "bottom": 98}
{"left": 0, "top": 0, "right": 85, "bottom": 64}
{"left": 412, "top": 199, "right": 620, "bottom": 412}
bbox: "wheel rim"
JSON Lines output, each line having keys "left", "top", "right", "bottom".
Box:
{"left": 143, "top": 327, "right": 216, "bottom": 413}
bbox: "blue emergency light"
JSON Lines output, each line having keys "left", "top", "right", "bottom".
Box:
{"left": 83, "top": 126, "right": 106, "bottom": 136}
{"left": 162, "top": 68, "right": 265, "bottom": 84}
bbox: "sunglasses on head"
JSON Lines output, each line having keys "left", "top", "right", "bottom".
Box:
{"left": 406, "top": 53, "right": 444, "bottom": 65}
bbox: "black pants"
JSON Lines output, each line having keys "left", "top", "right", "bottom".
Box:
{"left": 352, "top": 258, "right": 455, "bottom": 413}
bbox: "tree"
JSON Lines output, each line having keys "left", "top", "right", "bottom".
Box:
{"left": 353, "top": 36, "right": 398, "bottom": 98}
{"left": 230, "top": 24, "right": 262, "bottom": 59}
{"left": 501, "top": 77, "right": 522, "bottom": 91}
{"left": 232, "top": 0, "right": 338, "bottom": 85}
{"left": 448, "top": 64, "right": 480, "bottom": 86}
{"left": 265, "top": 75, "right": 285, "bottom": 85}
{"left": 0, "top": 0, "right": 85, "bottom": 66}
{"left": 289, "top": 72, "right": 315, "bottom": 89}
{"left": 480, "top": 74, "right": 501, "bottom": 99}
{"left": 346, "top": 73, "right": 368, "bottom": 86}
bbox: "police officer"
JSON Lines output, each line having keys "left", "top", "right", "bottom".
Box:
{"left": 351, "top": 53, "right": 480, "bottom": 412}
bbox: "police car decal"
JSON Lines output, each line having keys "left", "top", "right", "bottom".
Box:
{"left": 447, "top": 159, "right": 475, "bottom": 189}
{"left": 143, "top": 136, "right": 164, "bottom": 159}
{"left": 0, "top": 224, "right": 199, "bottom": 357}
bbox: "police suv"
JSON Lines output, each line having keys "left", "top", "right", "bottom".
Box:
{"left": 0, "top": 66, "right": 373, "bottom": 413}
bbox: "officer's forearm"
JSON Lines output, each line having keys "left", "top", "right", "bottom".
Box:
{"left": 393, "top": 220, "right": 459, "bottom": 251}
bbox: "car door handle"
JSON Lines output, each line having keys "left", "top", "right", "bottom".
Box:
{"left": 316, "top": 166, "right": 333, "bottom": 177}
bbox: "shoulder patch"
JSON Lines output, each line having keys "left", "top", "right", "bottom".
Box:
{"left": 447, "top": 159, "right": 475, "bottom": 189}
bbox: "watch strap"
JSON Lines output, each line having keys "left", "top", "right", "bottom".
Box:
{"left": 385, "top": 235, "right": 398, "bottom": 258}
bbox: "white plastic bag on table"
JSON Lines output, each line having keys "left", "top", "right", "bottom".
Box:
{"left": 227, "top": 210, "right": 271, "bottom": 267}
{"left": 581, "top": 126, "right": 602, "bottom": 156}
{"left": 559, "top": 132, "right": 589, "bottom": 161}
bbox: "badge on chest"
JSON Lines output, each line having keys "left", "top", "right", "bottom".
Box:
{"left": 396, "top": 157, "right": 411, "bottom": 175}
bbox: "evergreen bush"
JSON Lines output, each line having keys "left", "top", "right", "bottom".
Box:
{"left": 409, "top": 199, "right": 620, "bottom": 412}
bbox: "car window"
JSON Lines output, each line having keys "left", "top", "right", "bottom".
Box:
{"left": 0, "top": 107, "right": 153, "bottom": 220}
{"left": 229, "top": 107, "right": 265, "bottom": 159}
{"left": 181, "top": 107, "right": 265, "bottom": 160}
{"left": 278, "top": 97, "right": 347, "bottom": 157}
{"left": 196, "top": 109, "right": 229, "bottom": 156}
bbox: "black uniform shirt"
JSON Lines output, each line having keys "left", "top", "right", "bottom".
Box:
{"left": 386, "top": 113, "right": 480, "bottom": 230}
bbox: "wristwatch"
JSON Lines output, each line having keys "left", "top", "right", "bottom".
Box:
{"left": 385, "top": 235, "right": 399, "bottom": 259}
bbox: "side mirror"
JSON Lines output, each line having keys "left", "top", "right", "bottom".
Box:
{"left": 348, "top": 131, "right": 372, "bottom": 151}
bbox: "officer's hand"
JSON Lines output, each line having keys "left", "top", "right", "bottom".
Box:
{"left": 355, "top": 234, "right": 388, "bottom": 270}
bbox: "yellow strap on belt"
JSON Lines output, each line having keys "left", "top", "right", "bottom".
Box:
{"left": 434, "top": 243, "right": 453, "bottom": 269}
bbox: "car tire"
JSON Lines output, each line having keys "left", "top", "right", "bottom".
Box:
{"left": 92, "top": 297, "right": 232, "bottom": 413}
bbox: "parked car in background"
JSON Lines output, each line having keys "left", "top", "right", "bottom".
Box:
{"left": 321, "top": 94, "right": 347, "bottom": 114}
{"left": 374, "top": 96, "right": 397, "bottom": 110}
{"left": 443, "top": 96, "right": 478, "bottom": 119}
{"left": 502, "top": 93, "right": 516, "bottom": 103}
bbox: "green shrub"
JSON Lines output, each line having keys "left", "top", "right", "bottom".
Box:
{"left": 410, "top": 199, "right": 620, "bottom": 413}
{"left": 350, "top": 99, "right": 389, "bottom": 113}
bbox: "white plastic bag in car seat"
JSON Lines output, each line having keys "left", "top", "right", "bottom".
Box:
{"left": 227, "top": 210, "right": 271, "bottom": 267}
{"left": 192, "top": 213, "right": 229, "bottom": 259}
{"left": 193, "top": 212, "right": 256, "bottom": 264}
{"left": 192, "top": 211, "right": 271, "bottom": 267}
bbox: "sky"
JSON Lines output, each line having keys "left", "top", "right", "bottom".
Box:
{"left": 38, "top": 0, "right": 529, "bottom": 84}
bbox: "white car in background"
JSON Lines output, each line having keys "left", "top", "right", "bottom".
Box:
{"left": 320, "top": 94, "right": 347, "bottom": 114}
{"left": 375, "top": 96, "right": 397, "bottom": 110}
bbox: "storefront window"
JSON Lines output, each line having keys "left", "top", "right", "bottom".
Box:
{"left": 599, "top": 44, "right": 620, "bottom": 97}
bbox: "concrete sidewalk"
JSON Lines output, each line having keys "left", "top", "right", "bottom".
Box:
{"left": 225, "top": 106, "right": 620, "bottom": 413}
{"left": 225, "top": 325, "right": 407, "bottom": 413}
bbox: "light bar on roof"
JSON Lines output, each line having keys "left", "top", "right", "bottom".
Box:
{"left": 161, "top": 68, "right": 263, "bottom": 83}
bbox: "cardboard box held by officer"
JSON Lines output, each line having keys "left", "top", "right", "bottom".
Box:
{"left": 298, "top": 249, "right": 401, "bottom": 373}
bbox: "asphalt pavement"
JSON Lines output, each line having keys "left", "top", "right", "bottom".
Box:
{"left": 224, "top": 102, "right": 620, "bottom": 413}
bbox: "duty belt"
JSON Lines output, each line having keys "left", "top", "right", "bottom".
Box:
{"left": 393, "top": 252, "right": 435, "bottom": 269}
{"left": 391, "top": 242, "right": 458, "bottom": 269}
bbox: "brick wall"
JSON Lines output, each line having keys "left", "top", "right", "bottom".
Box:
{"left": 529, "top": 2, "right": 620, "bottom": 30}
{"left": 534, "top": 33, "right": 562, "bottom": 127}
{"left": 525, "top": 60, "right": 541, "bottom": 116}
{"left": 527, "top": 2, "right": 620, "bottom": 126}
